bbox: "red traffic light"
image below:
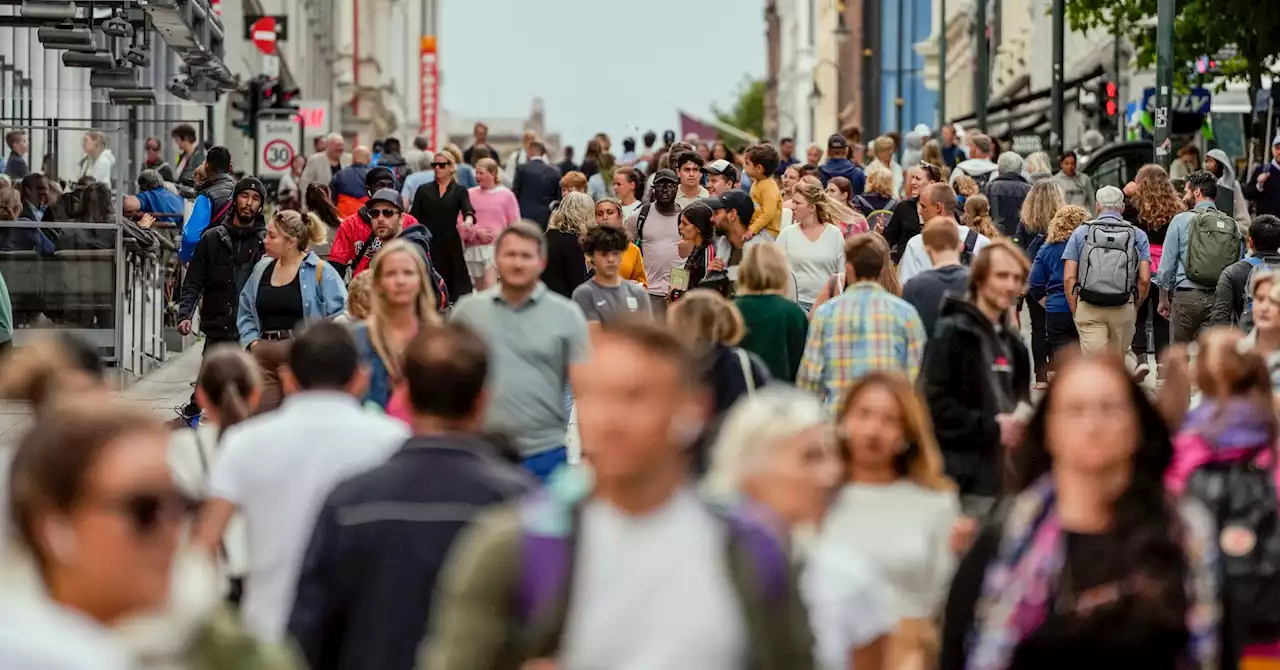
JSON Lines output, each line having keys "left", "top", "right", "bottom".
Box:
{"left": 1105, "top": 100, "right": 1118, "bottom": 116}
{"left": 1105, "top": 82, "right": 1117, "bottom": 98}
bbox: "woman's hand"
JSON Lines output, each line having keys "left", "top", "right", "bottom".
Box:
{"left": 476, "top": 228, "right": 495, "bottom": 244}
{"left": 949, "top": 516, "right": 978, "bottom": 555}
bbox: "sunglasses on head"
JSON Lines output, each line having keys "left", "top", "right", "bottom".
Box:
{"left": 95, "top": 490, "right": 197, "bottom": 536}
{"left": 369, "top": 208, "right": 400, "bottom": 219}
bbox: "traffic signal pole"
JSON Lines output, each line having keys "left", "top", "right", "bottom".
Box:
{"left": 1050, "top": 0, "right": 1064, "bottom": 157}
{"left": 974, "top": 0, "right": 989, "bottom": 132}
{"left": 1154, "top": 0, "right": 1175, "bottom": 170}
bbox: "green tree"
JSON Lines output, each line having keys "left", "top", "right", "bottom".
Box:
{"left": 713, "top": 78, "right": 766, "bottom": 140}
{"left": 1065, "top": 0, "right": 1280, "bottom": 102}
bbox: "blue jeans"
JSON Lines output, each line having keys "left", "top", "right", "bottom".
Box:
{"left": 523, "top": 446, "right": 568, "bottom": 483}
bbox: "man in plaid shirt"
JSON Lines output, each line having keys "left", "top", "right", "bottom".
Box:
{"left": 799, "top": 234, "right": 926, "bottom": 410}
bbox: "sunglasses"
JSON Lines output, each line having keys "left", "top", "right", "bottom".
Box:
{"left": 369, "top": 208, "right": 400, "bottom": 219}
{"left": 91, "top": 490, "right": 197, "bottom": 536}
{"left": 432, "top": 162, "right": 450, "bottom": 168}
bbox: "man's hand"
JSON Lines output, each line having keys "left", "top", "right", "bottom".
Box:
{"left": 1158, "top": 295, "right": 1171, "bottom": 319}
{"left": 178, "top": 319, "right": 192, "bottom": 335}
{"left": 997, "top": 413, "right": 1025, "bottom": 449}
{"left": 744, "top": 230, "right": 756, "bottom": 241}
{"left": 1259, "top": 171, "right": 1270, "bottom": 187}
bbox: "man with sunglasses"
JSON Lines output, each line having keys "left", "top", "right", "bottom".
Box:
{"left": 331, "top": 167, "right": 421, "bottom": 276}
{"left": 357, "top": 188, "right": 450, "bottom": 305}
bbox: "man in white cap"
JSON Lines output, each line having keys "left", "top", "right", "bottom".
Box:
{"left": 1244, "top": 134, "right": 1280, "bottom": 218}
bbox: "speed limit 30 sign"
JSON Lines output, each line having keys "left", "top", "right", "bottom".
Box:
{"left": 256, "top": 117, "right": 299, "bottom": 176}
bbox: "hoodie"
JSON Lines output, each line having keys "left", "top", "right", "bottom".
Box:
{"left": 901, "top": 131, "right": 925, "bottom": 170}
{"left": 1050, "top": 170, "right": 1095, "bottom": 211}
{"left": 330, "top": 206, "right": 423, "bottom": 275}
{"left": 818, "top": 157, "right": 867, "bottom": 194}
{"left": 397, "top": 222, "right": 452, "bottom": 309}
{"left": 949, "top": 156, "right": 998, "bottom": 189}
{"left": 920, "top": 296, "right": 1030, "bottom": 496}
{"left": 178, "top": 177, "right": 268, "bottom": 339}
{"left": 1207, "top": 148, "right": 1251, "bottom": 228}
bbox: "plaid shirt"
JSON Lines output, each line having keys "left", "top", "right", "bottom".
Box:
{"left": 798, "top": 281, "right": 926, "bottom": 410}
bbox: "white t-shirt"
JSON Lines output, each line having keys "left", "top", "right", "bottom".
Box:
{"left": 777, "top": 223, "right": 846, "bottom": 305}
{"left": 620, "top": 200, "right": 642, "bottom": 222}
{"left": 802, "top": 544, "right": 896, "bottom": 670}
{"left": 167, "top": 424, "right": 250, "bottom": 578}
{"left": 559, "top": 490, "right": 748, "bottom": 670}
{"left": 207, "top": 392, "right": 408, "bottom": 641}
{"left": 817, "top": 481, "right": 960, "bottom": 620}
{"left": 897, "top": 223, "right": 990, "bottom": 286}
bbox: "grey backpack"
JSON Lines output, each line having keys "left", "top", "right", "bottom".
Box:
{"left": 1076, "top": 218, "right": 1138, "bottom": 307}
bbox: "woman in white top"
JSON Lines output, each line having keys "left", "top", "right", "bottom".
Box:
{"left": 614, "top": 166, "right": 644, "bottom": 221}
{"left": 705, "top": 385, "right": 893, "bottom": 670}
{"left": 778, "top": 181, "right": 852, "bottom": 312}
{"left": 816, "top": 370, "right": 960, "bottom": 669}
{"left": 79, "top": 130, "right": 116, "bottom": 186}
{"left": 167, "top": 345, "right": 261, "bottom": 600}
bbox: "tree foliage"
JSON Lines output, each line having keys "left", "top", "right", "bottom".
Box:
{"left": 1065, "top": 0, "right": 1280, "bottom": 94}
{"left": 713, "top": 78, "right": 766, "bottom": 139}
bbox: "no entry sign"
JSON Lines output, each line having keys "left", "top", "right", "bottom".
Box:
{"left": 251, "top": 16, "right": 277, "bottom": 55}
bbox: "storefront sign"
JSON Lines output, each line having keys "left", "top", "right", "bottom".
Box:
{"left": 420, "top": 36, "right": 438, "bottom": 150}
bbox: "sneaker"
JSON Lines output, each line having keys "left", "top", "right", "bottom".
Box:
{"left": 1133, "top": 362, "right": 1151, "bottom": 384}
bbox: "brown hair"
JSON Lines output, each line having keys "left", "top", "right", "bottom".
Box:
{"left": 969, "top": 239, "right": 1030, "bottom": 295}
{"left": 952, "top": 173, "right": 978, "bottom": 198}
{"left": 963, "top": 194, "right": 1001, "bottom": 238}
{"left": 197, "top": 345, "right": 261, "bottom": 439}
{"left": 1134, "top": 163, "right": 1185, "bottom": 230}
{"left": 844, "top": 232, "right": 889, "bottom": 280}
{"left": 667, "top": 289, "right": 745, "bottom": 348}
{"left": 559, "top": 170, "right": 588, "bottom": 192}
{"left": 837, "top": 371, "right": 953, "bottom": 491}
{"left": 1195, "top": 327, "right": 1275, "bottom": 413}
{"left": 598, "top": 317, "right": 699, "bottom": 388}
{"left": 921, "top": 216, "right": 961, "bottom": 252}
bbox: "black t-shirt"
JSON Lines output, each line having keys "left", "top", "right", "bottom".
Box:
{"left": 256, "top": 260, "right": 304, "bottom": 333}
{"left": 941, "top": 524, "right": 1189, "bottom": 670}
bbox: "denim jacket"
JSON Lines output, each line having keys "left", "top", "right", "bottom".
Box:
{"left": 352, "top": 322, "right": 393, "bottom": 408}
{"left": 237, "top": 252, "right": 347, "bottom": 346}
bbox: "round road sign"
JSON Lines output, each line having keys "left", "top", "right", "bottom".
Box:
{"left": 251, "top": 16, "right": 278, "bottom": 55}
{"left": 262, "top": 139, "right": 294, "bottom": 171}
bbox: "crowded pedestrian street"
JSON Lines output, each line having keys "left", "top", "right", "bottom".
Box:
{"left": 4, "top": 0, "right": 1280, "bottom": 669}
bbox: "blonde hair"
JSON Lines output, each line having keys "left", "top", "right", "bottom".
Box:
{"left": 737, "top": 243, "right": 791, "bottom": 295}
{"left": 667, "top": 289, "right": 744, "bottom": 348}
{"left": 344, "top": 271, "right": 375, "bottom": 321}
{"left": 271, "top": 209, "right": 328, "bottom": 251}
{"left": 963, "top": 194, "right": 1001, "bottom": 238}
{"left": 0, "top": 187, "right": 20, "bottom": 220}
{"left": 475, "top": 157, "right": 499, "bottom": 179}
{"left": 548, "top": 191, "right": 593, "bottom": 237}
{"left": 441, "top": 145, "right": 463, "bottom": 166}
{"left": 864, "top": 166, "right": 895, "bottom": 198}
{"left": 366, "top": 240, "right": 443, "bottom": 380}
{"left": 838, "top": 372, "right": 953, "bottom": 491}
{"left": 792, "top": 180, "right": 855, "bottom": 229}
{"left": 1020, "top": 180, "right": 1065, "bottom": 234}
{"left": 953, "top": 173, "right": 979, "bottom": 198}
{"left": 872, "top": 135, "right": 895, "bottom": 156}
{"left": 704, "top": 386, "right": 829, "bottom": 501}
{"left": 1025, "top": 151, "right": 1054, "bottom": 175}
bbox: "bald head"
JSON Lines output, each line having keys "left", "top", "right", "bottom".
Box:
{"left": 353, "top": 146, "right": 372, "bottom": 164}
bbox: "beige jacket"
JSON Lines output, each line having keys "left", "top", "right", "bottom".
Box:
{"left": 299, "top": 151, "right": 349, "bottom": 202}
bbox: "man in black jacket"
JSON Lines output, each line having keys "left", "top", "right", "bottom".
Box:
{"left": 1243, "top": 135, "right": 1280, "bottom": 218}
{"left": 920, "top": 239, "right": 1031, "bottom": 513}
{"left": 1211, "top": 214, "right": 1280, "bottom": 330}
{"left": 513, "top": 139, "right": 561, "bottom": 228}
{"left": 985, "top": 152, "right": 1032, "bottom": 237}
{"left": 176, "top": 177, "right": 267, "bottom": 420}
{"left": 288, "top": 321, "right": 533, "bottom": 670}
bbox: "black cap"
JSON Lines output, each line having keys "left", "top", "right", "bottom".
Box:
{"left": 365, "top": 166, "right": 396, "bottom": 188}
{"left": 705, "top": 190, "right": 755, "bottom": 226}
{"left": 653, "top": 168, "right": 679, "bottom": 185}
{"left": 233, "top": 176, "right": 266, "bottom": 200}
{"left": 681, "top": 200, "right": 716, "bottom": 240}
{"left": 366, "top": 188, "right": 403, "bottom": 211}
{"left": 827, "top": 133, "right": 849, "bottom": 149}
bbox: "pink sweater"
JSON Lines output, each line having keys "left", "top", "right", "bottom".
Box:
{"left": 460, "top": 186, "right": 519, "bottom": 247}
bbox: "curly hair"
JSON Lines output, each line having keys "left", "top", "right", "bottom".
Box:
{"left": 1133, "top": 164, "right": 1184, "bottom": 231}
{"left": 1046, "top": 204, "right": 1090, "bottom": 244}
{"left": 548, "top": 191, "right": 594, "bottom": 238}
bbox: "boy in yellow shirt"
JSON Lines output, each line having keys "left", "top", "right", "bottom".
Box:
{"left": 743, "top": 143, "right": 782, "bottom": 239}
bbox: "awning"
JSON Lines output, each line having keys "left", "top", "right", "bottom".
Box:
{"left": 949, "top": 64, "right": 1106, "bottom": 125}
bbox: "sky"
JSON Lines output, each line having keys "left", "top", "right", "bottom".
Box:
{"left": 438, "top": 0, "right": 765, "bottom": 153}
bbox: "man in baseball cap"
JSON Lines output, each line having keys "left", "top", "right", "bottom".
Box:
{"left": 704, "top": 159, "right": 740, "bottom": 196}
{"left": 819, "top": 132, "right": 866, "bottom": 193}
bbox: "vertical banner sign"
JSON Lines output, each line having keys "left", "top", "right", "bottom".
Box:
{"left": 420, "top": 36, "right": 439, "bottom": 150}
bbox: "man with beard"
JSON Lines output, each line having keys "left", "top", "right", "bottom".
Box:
{"left": 359, "top": 188, "right": 449, "bottom": 307}
{"left": 179, "top": 145, "right": 236, "bottom": 262}
{"left": 176, "top": 177, "right": 268, "bottom": 421}
{"left": 626, "top": 169, "right": 683, "bottom": 312}
{"left": 330, "top": 167, "right": 415, "bottom": 274}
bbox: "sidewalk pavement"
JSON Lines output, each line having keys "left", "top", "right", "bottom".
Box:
{"left": 0, "top": 342, "right": 204, "bottom": 445}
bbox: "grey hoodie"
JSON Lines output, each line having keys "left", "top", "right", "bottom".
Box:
{"left": 1207, "top": 148, "right": 1251, "bottom": 227}
{"left": 950, "top": 157, "right": 999, "bottom": 186}
{"left": 902, "top": 131, "right": 925, "bottom": 170}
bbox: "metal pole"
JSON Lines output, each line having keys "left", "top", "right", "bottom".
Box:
{"left": 939, "top": 0, "right": 947, "bottom": 127}
{"left": 1050, "top": 0, "right": 1064, "bottom": 157}
{"left": 895, "top": 0, "right": 905, "bottom": 154}
{"left": 1154, "top": 0, "right": 1175, "bottom": 170}
{"left": 974, "top": 0, "right": 989, "bottom": 132}
{"left": 1113, "top": 14, "right": 1123, "bottom": 142}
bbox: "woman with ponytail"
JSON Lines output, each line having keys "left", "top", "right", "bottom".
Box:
{"left": 167, "top": 345, "right": 261, "bottom": 600}
{"left": 779, "top": 180, "right": 854, "bottom": 312}
{"left": 353, "top": 239, "right": 442, "bottom": 417}
{"left": 961, "top": 194, "right": 1002, "bottom": 239}
{"left": 238, "top": 209, "right": 348, "bottom": 411}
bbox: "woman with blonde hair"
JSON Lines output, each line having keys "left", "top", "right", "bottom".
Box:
{"left": 1030, "top": 204, "right": 1090, "bottom": 360}
{"left": 734, "top": 243, "right": 809, "bottom": 381}
{"left": 353, "top": 239, "right": 442, "bottom": 415}
{"left": 667, "top": 288, "right": 772, "bottom": 474}
{"left": 779, "top": 180, "right": 853, "bottom": 312}
{"left": 1025, "top": 151, "right": 1054, "bottom": 183}
{"left": 237, "top": 209, "right": 348, "bottom": 410}
{"left": 961, "top": 194, "right": 1001, "bottom": 239}
{"left": 542, "top": 191, "right": 591, "bottom": 297}
{"left": 410, "top": 149, "right": 476, "bottom": 302}
{"left": 462, "top": 157, "right": 516, "bottom": 290}
{"left": 852, "top": 165, "right": 899, "bottom": 233}
{"left": 1016, "top": 180, "right": 1067, "bottom": 387}
{"left": 78, "top": 130, "right": 115, "bottom": 184}
{"left": 817, "top": 371, "right": 959, "bottom": 670}
{"left": 705, "top": 386, "right": 894, "bottom": 670}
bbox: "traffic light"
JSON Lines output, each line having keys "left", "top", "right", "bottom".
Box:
{"left": 272, "top": 84, "right": 299, "bottom": 110}
{"left": 1194, "top": 56, "right": 1222, "bottom": 77}
{"left": 231, "top": 77, "right": 265, "bottom": 136}
{"left": 1097, "top": 77, "right": 1119, "bottom": 136}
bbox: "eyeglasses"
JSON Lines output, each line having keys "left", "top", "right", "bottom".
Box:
{"left": 90, "top": 490, "right": 197, "bottom": 536}
{"left": 369, "top": 208, "right": 400, "bottom": 219}
{"left": 431, "top": 162, "right": 450, "bottom": 168}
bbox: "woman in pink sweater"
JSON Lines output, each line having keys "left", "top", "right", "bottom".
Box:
{"left": 461, "top": 157, "right": 520, "bottom": 289}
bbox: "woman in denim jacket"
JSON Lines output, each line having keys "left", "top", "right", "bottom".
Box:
{"left": 237, "top": 210, "right": 347, "bottom": 410}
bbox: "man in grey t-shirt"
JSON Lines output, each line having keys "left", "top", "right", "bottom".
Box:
{"left": 574, "top": 226, "right": 654, "bottom": 324}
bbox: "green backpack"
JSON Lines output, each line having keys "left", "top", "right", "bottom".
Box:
{"left": 1184, "top": 207, "right": 1242, "bottom": 286}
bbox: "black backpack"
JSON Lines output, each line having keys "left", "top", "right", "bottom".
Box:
{"left": 959, "top": 229, "right": 980, "bottom": 266}
{"left": 1184, "top": 455, "right": 1280, "bottom": 645}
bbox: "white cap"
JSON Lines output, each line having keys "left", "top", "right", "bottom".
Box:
{"left": 1272, "top": 133, "right": 1280, "bottom": 147}
{"left": 913, "top": 123, "right": 932, "bottom": 137}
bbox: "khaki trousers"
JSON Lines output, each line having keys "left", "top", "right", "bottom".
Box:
{"left": 1074, "top": 301, "right": 1137, "bottom": 367}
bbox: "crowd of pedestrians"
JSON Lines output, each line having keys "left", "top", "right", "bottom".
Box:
{"left": 7, "top": 121, "right": 1280, "bottom": 670}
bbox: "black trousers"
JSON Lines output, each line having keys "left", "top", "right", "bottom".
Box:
{"left": 188, "top": 335, "right": 239, "bottom": 410}
{"left": 1132, "top": 293, "right": 1170, "bottom": 361}
{"left": 1027, "top": 298, "right": 1049, "bottom": 379}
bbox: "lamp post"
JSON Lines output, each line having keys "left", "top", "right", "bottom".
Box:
{"left": 1050, "top": 0, "right": 1064, "bottom": 157}
{"left": 812, "top": 58, "right": 841, "bottom": 144}
{"left": 896, "top": 0, "right": 906, "bottom": 151}
{"left": 1154, "top": 0, "right": 1174, "bottom": 170}
{"left": 974, "top": 0, "right": 989, "bottom": 132}
{"left": 939, "top": 0, "right": 947, "bottom": 128}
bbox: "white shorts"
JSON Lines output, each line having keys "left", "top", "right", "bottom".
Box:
{"left": 464, "top": 244, "right": 495, "bottom": 279}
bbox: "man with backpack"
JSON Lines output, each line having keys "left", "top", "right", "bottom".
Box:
{"left": 1157, "top": 170, "right": 1245, "bottom": 344}
{"left": 626, "top": 168, "right": 683, "bottom": 313}
{"left": 898, "top": 183, "right": 990, "bottom": 285}
{"left": 422, "top": 321, "right": 812, "bottom": 670}
{"left": 1210, "top": 214, "right": 1280, "bottom": 330}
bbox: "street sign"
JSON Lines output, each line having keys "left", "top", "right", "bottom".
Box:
{"left": 1142, "top": 86, "right": 1211, "bottom": 115}
{"left": 251, "top": 16, "right": 278, "bottom": 55}
{"left": 256, "top": 117, "right": 298, "bottom": 176}
{"left": 262, "top": 54, "right": 278, "bottom": 78}
{"left": 419, "top": 36, "right": 439, "bottom": 150}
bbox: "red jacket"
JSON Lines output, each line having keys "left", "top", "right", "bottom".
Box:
{"left": 330, "top": 208, "right": 422, "bottom": 276}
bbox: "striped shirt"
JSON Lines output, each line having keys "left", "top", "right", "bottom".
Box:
{"left": 798, "top": 281, "right": 927, "bottom": 411}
